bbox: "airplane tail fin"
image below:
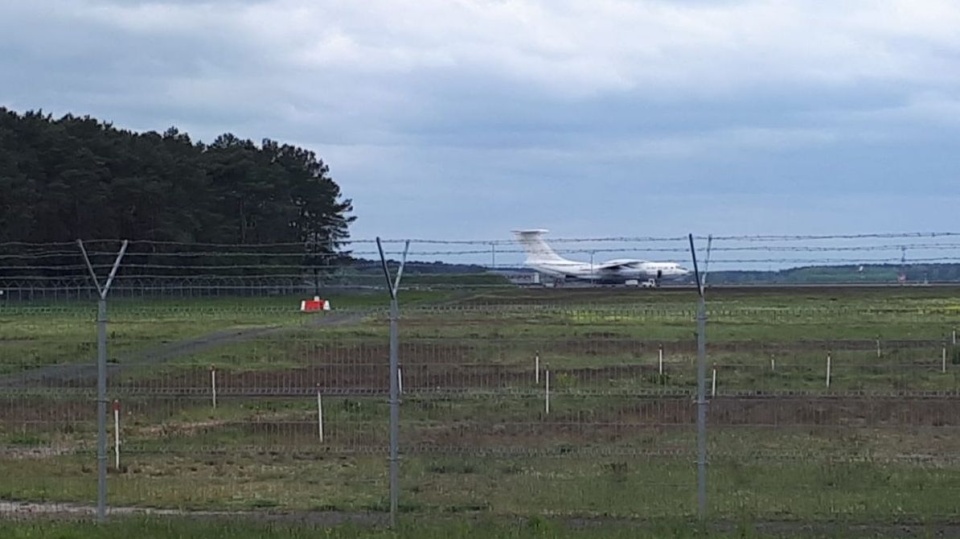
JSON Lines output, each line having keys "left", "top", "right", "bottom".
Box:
{"left": 512, "top": 229, "right": 568, "bottom": 263}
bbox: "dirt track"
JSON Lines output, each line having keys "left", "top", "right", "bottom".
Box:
{"left": 0, "top": 309, "right": 374, "bottom": 388}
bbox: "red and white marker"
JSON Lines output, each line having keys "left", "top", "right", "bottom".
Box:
{"left": 300, "top": 296, "right": 331, "bottom": 312}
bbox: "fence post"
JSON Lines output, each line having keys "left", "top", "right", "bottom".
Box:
{"left": 545, "top": 366, "right": 550, "bottom": 415}
{"left": 377, "top": 237, "right": 409, "bottom": 528}
{"left": 535, "top": 352, "right": 540, "bottom": 384}
{"left": 711, "top": 365, "right": 717, "bottom": 398}
{"left": 113, "top": 400, "right": 121, "bottom": 470}
{"left": 826, "top": 351, "right": 832, "bottom": 388}
{"left": 317, "top": 384, "right": 324, "bottom": 442}
{"left": 210, "top": 365, "right": 217, "bottom": 409}
{"left": 79, "top": 239, "right": 128, "bottom": 524}
{"left": 689, "top": 233, "right": 708, "bottom": 521}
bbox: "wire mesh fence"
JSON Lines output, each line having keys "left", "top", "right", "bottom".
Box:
{"left": 2, "top": 233, "right": 960, "bottom": 526}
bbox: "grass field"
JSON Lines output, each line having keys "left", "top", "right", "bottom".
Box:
{"left": 2, "top": 284, "right": 960, "bottom": 530}
{"left": 0, "top": 514, "right": 917, "bottom": 539}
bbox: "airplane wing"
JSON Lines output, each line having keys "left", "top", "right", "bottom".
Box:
{"left": 595, "top": 259, "right": 645, "bottom": 271}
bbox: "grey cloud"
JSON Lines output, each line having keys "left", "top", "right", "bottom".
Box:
{"left": 2, "top": 0, "right": 960, "bottom": 243}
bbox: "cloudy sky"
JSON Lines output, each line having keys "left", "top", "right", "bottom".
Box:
{"left": 2, "top": 0, "right": 960, "bottom": 265}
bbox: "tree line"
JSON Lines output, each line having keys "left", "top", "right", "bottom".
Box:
{"left": 0, "top": 108, "right": 355, "bottom": 280}
{"left": 710, "top": 263, "right": 960, "bottom": 285}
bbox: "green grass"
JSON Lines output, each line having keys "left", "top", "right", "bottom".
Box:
{"left": 0, "top": 290, "right": 455, "bottom": 374}
{"left": 0, "top": 514, "right": 896, "bottom": 539}
{"left": 2, "top": 392, "right": 960, "bottom": 523}
{"left": 79, "top": 284, "right": 960, "bottom": 396}
{"left": 5, "top": 285, "right": 960, "bottom": 526}
{"left": 1, "top": 447, "right": 958, "bottom": 525}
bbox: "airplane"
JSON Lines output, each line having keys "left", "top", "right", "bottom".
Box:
{"left": 511, "top": 229, "right": 692, "bottom": 287}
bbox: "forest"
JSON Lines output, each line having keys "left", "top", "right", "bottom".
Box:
{"left": 0, "top": 107, "right": 354, "bottom": 246}
{"left": 0, "top": 107, "right": 357, "bottom": 280}
{"left": 709, "top": 263, "right": 960, "bottom": 285}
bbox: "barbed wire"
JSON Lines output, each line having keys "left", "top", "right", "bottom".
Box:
{"left": 0, "top": 234, "right": 957, "bottom": 303}
{"left": 9, "top": 255, "right": 960, "bottom": 272}
{"left": 2, "top": 237, "right": 958, "bottom": 259}
{"left": 3, "top": 237, "right": 958, "bottom": 257}
{"left": 4, "top": 231, "right": 960, "bottom": 249}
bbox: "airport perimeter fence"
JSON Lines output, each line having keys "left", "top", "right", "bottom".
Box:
{"left": 3, "top": 234, "right": 960, "bottom": 528}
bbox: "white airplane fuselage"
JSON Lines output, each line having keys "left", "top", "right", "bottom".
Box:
{"left": 513, "top": 229, "right": 692, "bottom": 285}
{"left": 527, "top": 259, "right": 690, "bottom": 283}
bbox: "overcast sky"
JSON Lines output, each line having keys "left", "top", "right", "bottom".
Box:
{"left": 2, "top": 0, "right": 960, "bottom": 265}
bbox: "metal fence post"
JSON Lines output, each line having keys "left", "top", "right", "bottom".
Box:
{"left": 688, "top": 234, "right": 708, "bottom": 520}
{"left": 96, "top": 296, "right": 108, "bottom": 521}
{"left": 696, "top": 294, "right": 707, "bottom": 518}
{"left": 388, "top": 294, "right": 399, "bottom": 520}
{"left": 79, "top": 239, "right": 128, "bottom": 523}
{"left": 376, "top": 238, "right": 409, "bottom": 528}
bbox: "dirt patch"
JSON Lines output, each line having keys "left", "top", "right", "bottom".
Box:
{"left": 24, "top": 334, "right": 935, "bottom": 397}
{"left": 0, "top": 397, "right": 94, "bottom": 422}
{"left": 138, "top": 419, "right": 233, "bottom": 438}
{"left": 8, "top": 396, "right": 944, "bottom": 450}
{"left": 720, "top": 395, "right": 960, "bottom": 428}
{"left": 0, "top": 446, "right": 77, "bottom": 459}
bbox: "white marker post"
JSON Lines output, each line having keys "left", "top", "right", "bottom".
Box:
{"left": 210, "top": 365, "right": 217, "bottom": 409}
{"left": 112, "top": 400, "right": 120, "bottom": 470}
{"left": 317, "top": 384, "right": 324, "bottom": 443}
{"left": 711, "top": 367, "right": 717, "bottom": 397}
{"left": 535, "top": 352, "right": 540, "bottom": 384}
{"left": 658, "top": 345, "right": 664, "bottom": 376}
{"left": 545, "top": 368, "right": 550, "bottom": 415}
{"left": 398, "top": 367, "right": 403, "bottom": 394}
{"left": 770, "top": 357, "right": 776, "bottom": 372}
{"left": 876, "top": 338, "right": 881, "bottom": 359}
{"left": 826, "top": 352, "right": 832, "bottom": 388}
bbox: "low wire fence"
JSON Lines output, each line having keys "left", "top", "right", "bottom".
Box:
{"left": 2, "top": 234, "right": 960, "bottom": 527}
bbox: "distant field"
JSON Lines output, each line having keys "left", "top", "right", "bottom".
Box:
{"left": 2, "top": 284, "right": 960, "bottom": 526}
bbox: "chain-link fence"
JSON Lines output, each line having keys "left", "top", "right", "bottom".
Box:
{"left": 2, "top": 234, "right": 960, "bottom": 528}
